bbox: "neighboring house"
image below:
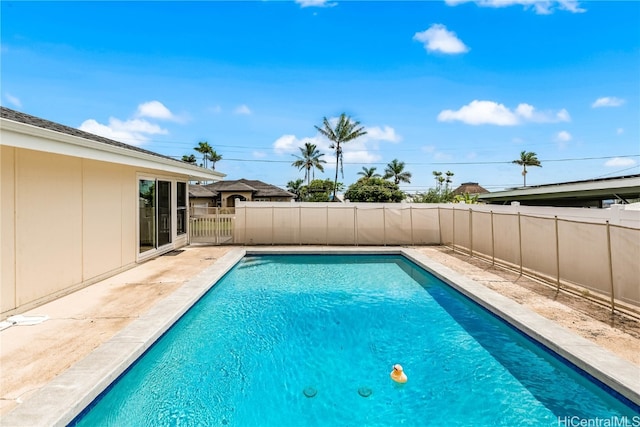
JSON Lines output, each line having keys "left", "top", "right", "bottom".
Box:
{"left": 478, "top": 175, "right": 640, "bottom": 207}
{"left": 452, "top": 182, "right": 489, "bottom": 197}
{"left": 189, "top": 179, "right": 295, "bottom": 210}
{"left": 1, "top": 107, "right": 224, "bottom": 315}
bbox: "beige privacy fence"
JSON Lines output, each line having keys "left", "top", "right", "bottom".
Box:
{"left": 233, "top": 202, "right": 640, "bottom": 309}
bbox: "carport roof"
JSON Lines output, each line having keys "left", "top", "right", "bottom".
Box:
{"left": 478, "top": 174, "right": 640, "bottom": 205}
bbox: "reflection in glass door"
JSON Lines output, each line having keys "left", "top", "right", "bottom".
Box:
{"left": 139, "top": 179, "right": 172, "bottom": 254}
{"left": 157, "top": 181, "right": 171, "bottom": 247}
{"left": 139, "top": 179, "right": 156, "bottom": 253}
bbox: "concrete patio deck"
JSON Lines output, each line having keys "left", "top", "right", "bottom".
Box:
{"left": 1, "top": 245, "right": 639, "bottom": 422}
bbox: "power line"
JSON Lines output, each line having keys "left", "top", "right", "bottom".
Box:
{"left": 202, "top": 154, "right": 639, "bottom": 166}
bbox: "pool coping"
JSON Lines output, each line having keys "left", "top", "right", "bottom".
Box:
{"left": 2, "top": 247, "right": 638, "bottom": 426}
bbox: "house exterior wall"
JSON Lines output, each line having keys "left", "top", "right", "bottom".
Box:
{"left": 221, "top": 191, "right": 252, "bottom": 207}
{"left": 1, "top": 145, "right": 189, "bottom": 315}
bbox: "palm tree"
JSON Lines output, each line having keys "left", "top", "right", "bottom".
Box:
{"left": 194, "top": 141, "right": 213, "bottom": 169}
{"left": 444, "top": 171, "right": 454, "bottom": 192}
{"left": 207, "top": 149, "right": 222, "bottom": 170}
{"left": 292, "top": 142, "right": 326, "bottom": 185}
{"left": 433, "top": 171, "right": 443, "bottom": 191}
{"left": 357, "top": 166, "right": 380, "bottom": 179}
{"left": 315, "top": 113, "right": 367, "bottom": 201}
{"left": 181, "top": 154, "right": 197, "bottom": 164}
{"left": 384, "top": 159, "right": 412, "bottom": 185}
{"left": 512, "top": 151, "right": 542, "bottom": 187}
{"left": 286, "top": 179, "right": 305, "bottom": 201}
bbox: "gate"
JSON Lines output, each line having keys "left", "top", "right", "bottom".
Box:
{"left": 189, "top": 207, "right": 235, "bottom": 244}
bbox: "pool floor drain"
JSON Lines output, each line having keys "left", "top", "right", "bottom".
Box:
{"left": 358, "top": 387, "right": 372, "bottom": 397}
{"left": 303, "top": 387, "right": 317, "bottom": 398}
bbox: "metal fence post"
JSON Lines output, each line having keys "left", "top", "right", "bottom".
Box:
{"left": 606, "top": 221, "right": 615, "bottom": 314}
{"left": 469, "top": 208, "right": 473, "bottom": 257}
{"left": 383, "top": 205, "right": 387, "bottom": 246}
{"left": 555, "top": 216, "right": 560, "bottom": 291}
{"left": 490, "top": 210, "right": 495, "bottom": 266}
{"left": 410, "top": 205, "right": 414, "bottom": 246}
{"left": 326, "top": 205, "right": 329, "bottom": 246}
{"left": 452, "top": 207, "right": 456, "bottom": 253}
{"left": 354, "top": 205, "right": 358, "bottom": 246}
{"left": 518, "top": 212, "right": 523, "bottom": 276}
{"left": 437, "top": 207, "right": 442, "bottom": 245}
{"left": 299, "top": 204, "right": 302, "bottom": 245}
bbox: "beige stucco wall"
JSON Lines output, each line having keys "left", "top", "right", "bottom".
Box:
{"left": 1, "top": 145, "right": 188, "bottom": 315}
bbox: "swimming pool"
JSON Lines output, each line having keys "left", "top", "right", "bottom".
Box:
{"left": 70, "top": 253, "right": 639, "bottom": 426}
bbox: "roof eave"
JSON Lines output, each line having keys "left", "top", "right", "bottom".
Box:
{"left": 1, "top": 117, "right": 225, "bottom": 181}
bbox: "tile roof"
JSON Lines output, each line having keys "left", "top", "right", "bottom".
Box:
{"left": 1, "top": 106, "right": 187, "bottom": 167}
{"left": 188, "top": 184, "right": 217, "bottom": 198}
{"left": 453, "top": 182, "right": 490, "bottom": 196}
{"left": 203, "top": 179, "right": 294, "bottom": 198}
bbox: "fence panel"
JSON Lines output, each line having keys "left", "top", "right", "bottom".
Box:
{"left": 244, "top": 205, "right": 273, "bottom": 245}
{"left": 385, "top": 206, "right": 412, "bottom": 245}
{"left": 272, "top": 206, "right": 301, "bottom": 245}
{"left": 410, "top": 206, "right": 441, "bottom": 245}
{"left": 299, "top": 205, "right": 330, "bottom": 245}
{"left": 471, "top": 210, "right": 493, "bottom": 258}
{"left": 492, "top": 213, "right": 520, "bottom": 267}
{"left": 610, "top": 225, "right": 640, "bottom": 306}
{"left": 453, "top": 208, "right": 471, "bottom": 252}
{"left": 520, "top": 215, "right": 558, "bottom": 280}
{"left": 439, "top": 208, "right": 453, "bottom": 246}
{"left": 356, "top": 207, "right": 385, "bottom": 245}
{"left": 327, "top": 206, "right": 357, "bottom": 245}
{"left": 558, "top": 220, "right": 610, "bottom": 296}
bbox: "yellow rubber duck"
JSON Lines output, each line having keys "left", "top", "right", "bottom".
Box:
{"left": 390, "top": 364, "right": 407, "bottom": 383}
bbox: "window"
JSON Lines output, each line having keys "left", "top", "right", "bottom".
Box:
{"left": 177, "top": 182, "right": 187, "bottom": 235}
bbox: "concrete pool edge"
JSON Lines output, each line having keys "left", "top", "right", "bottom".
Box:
{"left": 400, "top": 248, "right": 640, "bottom": 407}
{"left": 2, "top": 246, "right": 637, "bottom": 426}
{"left": 0, "top": 248, "right": 246, "bottom": 427}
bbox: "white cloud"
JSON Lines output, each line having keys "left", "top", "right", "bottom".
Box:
{"left": 555, "top": 130, "right": 571, "bottom": 142}
{"left": 438, "top": 100, "right": 570, "bottom": 126}
{"left": 444, "top": 0, "right": 585, "bottom": 14}
{"left": 273, "top": 134, "right": 302, "bottom": 154}
{"left": 362, "top": 125, "right": 401, "bottom": 143}
{"left": 252, "top": 151, "right": 267, "bottom": 158}
{"left": 604, "top": 157, "right": 637, "bottom": 167}
{"left": 555, "top": 109, "right": 571, "bottom": 122}
{"left": 413, "top": 24, "right": 469, "bottom": 54}
{"left": 591, "top": 97, "right": 625, "bottom": 108}
{"left": 234, "top": 104, "right": 252, "bottom": 115}
{"left": 79, "top": 117, "right": 168, "bottom": 146}
{"left": 617, "top": 128, "right": 624, "bottom": 135}
{"left": 295, "top": 0, "right": 337, "bottom": 7}
{"left": 136, "top": 100, "right": 175, "bottom": 120}
{"left": 342, "top": 149, "right": 381, "bottom": 164}
{"left": 273, "top": 121, "right": 400, "bottom": 167}
{"left": 438, "top": 100, "right": 518, "bottom": 125}
{"left": 208, "top": 105, "right": 222, "bottom": 114}
{"left": 4, "top": 93, "right": 22, "bottom": 108}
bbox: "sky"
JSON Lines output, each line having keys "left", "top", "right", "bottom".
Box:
{"left": 1, "top": 0, "right": 639, "bottom": 193}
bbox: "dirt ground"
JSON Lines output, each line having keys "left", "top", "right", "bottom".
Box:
{"left": 416, "top": 246, "right": 640, "bottom": 366}
{"left": 1, "top": 245, "right": 638, "bottom": 417}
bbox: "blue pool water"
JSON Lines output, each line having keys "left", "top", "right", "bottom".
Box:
{"left": 73, "top": 255, "right": 639, "bottom": 426}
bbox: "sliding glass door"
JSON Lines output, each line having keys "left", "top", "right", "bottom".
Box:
{"left": 139, "top": 178, "right": 172, "bottom": 254}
